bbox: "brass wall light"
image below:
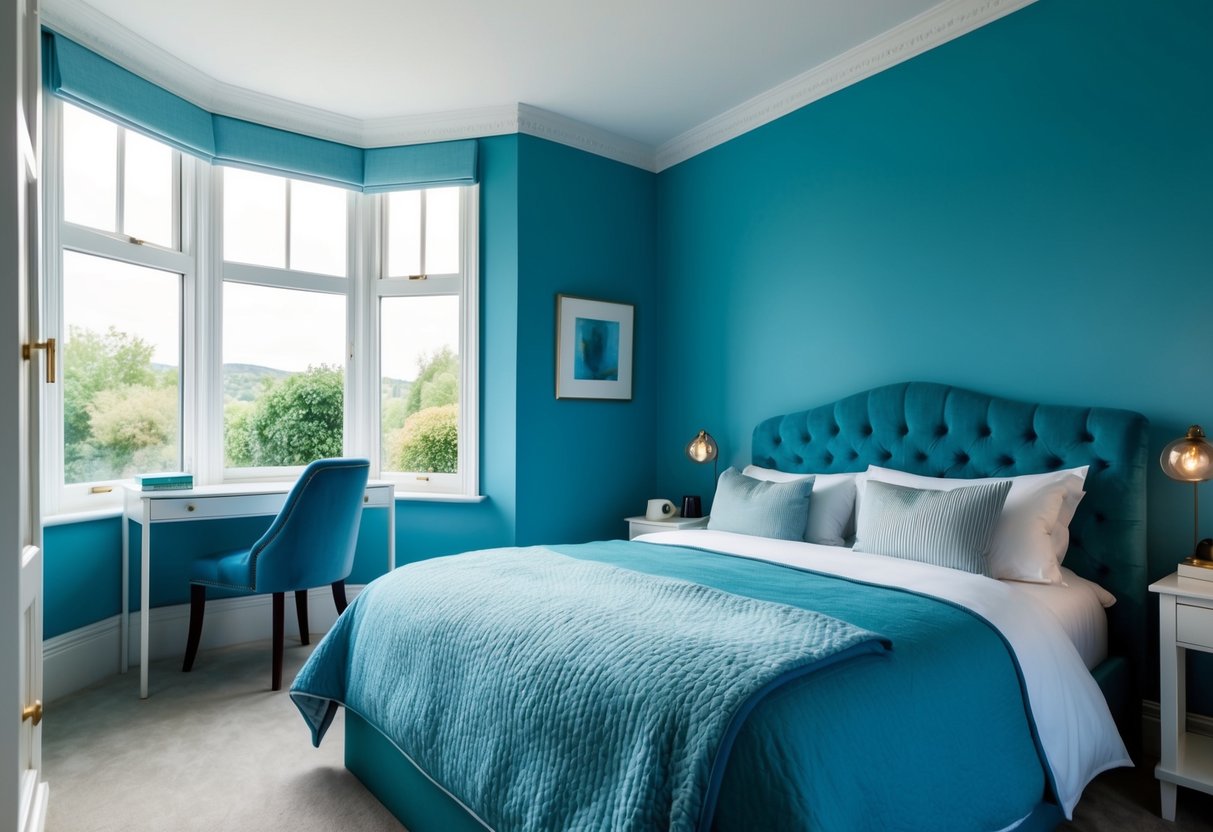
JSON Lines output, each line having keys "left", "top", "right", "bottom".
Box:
{"left": 685, "top": 429, "right": 719, "bottom": 481}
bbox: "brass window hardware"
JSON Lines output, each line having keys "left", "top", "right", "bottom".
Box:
{"left": 407, "top": 274, "right": 428, "bottom": 281}
{"left": 90, "top": 486, "right": 114, "bottom": 494}
{"left": 415, "top": 475, "right": 430, "bottom": 482}
{"left": 22, "top": 700, "right": 42, "bottom": 727}
{"left": 21, "top": 337, "right": 56, "bottom": 384}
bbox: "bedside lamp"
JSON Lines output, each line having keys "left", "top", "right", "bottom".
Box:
{"left": 1160, "top": 425, "right": 1213, "bottom": 574}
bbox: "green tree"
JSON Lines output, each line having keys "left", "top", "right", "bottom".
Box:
{"left": 387, "top": 404, "right": 458, "bottom": 473}
{"left": 225, "top": 366, "right": 344, "bottom": 467}
{"left": 402, "top": 347, "right": 459, "bottom": 416}
{"left": 62, "top": 326, "right": 176, "bottom": 482}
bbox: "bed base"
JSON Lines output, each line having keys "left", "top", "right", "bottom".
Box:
{"left": 345, "top": 709, "right": 1064, "bottom": 832}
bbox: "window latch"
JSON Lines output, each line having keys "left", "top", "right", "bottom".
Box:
{"left": 407, "top": 274, "right": 428, "bottom": 281}
{"left": 22, "top": 337, "right": 56, "bottom": 384}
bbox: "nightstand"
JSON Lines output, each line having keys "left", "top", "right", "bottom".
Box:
{"left": 625, "top": 515, "right": 709, "bottom": 540}
{"left": 1150, "top": 573, "right": 1213, "bottom": 820}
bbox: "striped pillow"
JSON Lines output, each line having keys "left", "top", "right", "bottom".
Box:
{"left": 853, "top": 479, "right": 1012, "bottom": 576}
{"left": 707, "top": 468, "right": 814, "bottom": 541}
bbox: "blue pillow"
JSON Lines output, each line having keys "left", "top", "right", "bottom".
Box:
{"left": 707, "top": 468, "right": 815, "bottom": 541}
{"left": 853, "top": 479, "right": 1012, "bottom": 576}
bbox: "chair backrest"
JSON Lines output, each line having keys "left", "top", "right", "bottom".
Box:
{"left": 249, "top": 458, "right": 371, "bottom": 594}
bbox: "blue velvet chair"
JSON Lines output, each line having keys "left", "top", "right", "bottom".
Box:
{"left": 182, "top": 458, "right": 371, "bottom": 690}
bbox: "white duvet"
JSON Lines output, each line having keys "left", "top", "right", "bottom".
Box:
{"left": 638, "top": 529, "right": 1131, "bottom": 820}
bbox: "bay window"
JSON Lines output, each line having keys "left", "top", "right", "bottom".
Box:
{"left": 44, "top": 99, "right": 479, "bottom": 515}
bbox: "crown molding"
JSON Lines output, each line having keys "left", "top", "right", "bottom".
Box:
{"left": 654, "top": 0, "right": 1037, "bottom": 171}
{"left": 43, "top": 0, "right": 1032, "bottom": 173}
{"left": 516, "top": 104, "right": 656, "bottom": 172}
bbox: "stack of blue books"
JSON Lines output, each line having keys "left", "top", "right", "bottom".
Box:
{"left": 135, "top": 472, "right": 194, "bottom": 491}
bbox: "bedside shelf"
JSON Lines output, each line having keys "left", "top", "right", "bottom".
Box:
{"left": 625, "top": 515, "right": 709, "bottom": 540}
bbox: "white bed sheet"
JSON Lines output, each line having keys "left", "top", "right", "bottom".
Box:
{"left": 634, "top": 529, "right": 1130, "bottom": 820}
{"left": 1008, "top": 567, "right": 1109, "bottom": 671}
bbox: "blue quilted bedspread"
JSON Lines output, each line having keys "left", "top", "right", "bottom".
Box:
{"left": 292, "top": 540, "right": 1051, "bottom": 830}
{"left": 291, "top": 546, "right": 889, "bottom": 831}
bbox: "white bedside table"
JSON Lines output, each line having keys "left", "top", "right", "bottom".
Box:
{"left": 625, "top": 515, "right": 709, "bottom": 540}
{"left": 1150, "top": 573, "right": 1213, "bottom": 820}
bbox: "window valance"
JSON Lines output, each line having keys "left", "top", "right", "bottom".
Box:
{"left": 42, "top": 30, "right": 478, "bottom": 191}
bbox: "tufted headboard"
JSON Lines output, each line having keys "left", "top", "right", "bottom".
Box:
{"left": 752, "top": 382, "right": 1149, "bottom": 681}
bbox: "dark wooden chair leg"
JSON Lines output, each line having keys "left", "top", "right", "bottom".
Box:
{"left": 295, "top": 589, "right": 310, "bottom": 645}
{"left": 272, "top": 592, "right": 285, "bottom": 691}
{"left": 182, "top": 584, "right": 206, "bottom": 672}
{"left": 332, "top": 580, "right": 348, "bottom": 615}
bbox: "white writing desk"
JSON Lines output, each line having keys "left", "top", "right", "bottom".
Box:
{"left": 122, "top": 481, "right": 395, "bottom": 698}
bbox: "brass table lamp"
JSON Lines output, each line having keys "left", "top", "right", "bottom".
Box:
{"left": 1160, "top": 425, "right": 1213, "bottom": 576}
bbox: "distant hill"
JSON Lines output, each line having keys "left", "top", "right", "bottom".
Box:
{"left": 215, "top": 363, "right": 413, "bottom": 403}
{"left": 224, "top": 364, "right": 291, "bottom": 402}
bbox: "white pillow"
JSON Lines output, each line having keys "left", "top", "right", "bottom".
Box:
{"left": 858, "top": 465, "right": 1089, "bottom": 584}
{"left": 1059, "top": 566, "right": 1116, "bottom": 608}
{"left": 742, "top": 465, "right": 858, "bottom": 547}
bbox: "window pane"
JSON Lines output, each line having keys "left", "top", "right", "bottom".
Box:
{"left": 62, "top": 104, "right": 117, "bottom": 232}
{"left": 289, "top": 180, "right": 347, "bottom": 276}
{"left": 123, "top": 130, "right": 175, "bottom": 248}
{"left": 425, "top": 187, "right": 460, "bottom": 275}
{"left": 381, "top": 295, "right": 459, "bottom": 474}
{"left": 385, "top": 190, "right": 421, "bottom": 277}
{"left": 223, "top": 168, "right": 286, "bottom": 268}
{"left": 223, "top": 283, "right": 345, "bottom": 468}
{"left": 62, "top": 251, "right": 181, "bottom": 483}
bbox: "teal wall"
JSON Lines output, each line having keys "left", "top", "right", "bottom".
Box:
{"left": 515, "top": 136, "right": 658, "bottom": 545}
{"left": 655, "top": 0, "right": 1213, "bottom": 572}
{"left": 654, "top": 0, "right": 1213, "bottom": 701}
{"left": 43, "top": 132, "right": 661, "bottom": 638}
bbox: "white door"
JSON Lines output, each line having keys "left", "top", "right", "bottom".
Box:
{"left": 4, "top": 0, "right": 47, "bottom": 829}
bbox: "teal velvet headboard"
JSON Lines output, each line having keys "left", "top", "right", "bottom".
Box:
{"left": 752, "top": 382, "right": 1149, "bottom": 682}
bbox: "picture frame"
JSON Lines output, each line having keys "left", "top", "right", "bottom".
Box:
{"left": 555, "top": 294, "right": 634, "bottom": 400}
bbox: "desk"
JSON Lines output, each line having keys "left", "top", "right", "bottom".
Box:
{"left": 122, "top": 481, "right": 395, "bottom": 698}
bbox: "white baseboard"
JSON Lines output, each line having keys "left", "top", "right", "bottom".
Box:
{"left": 43, "top": 585, "right": 364, "bottom": 703}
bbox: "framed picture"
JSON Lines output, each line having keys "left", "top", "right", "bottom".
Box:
{"left": 555, "top": 294, "right": 634, "bottom": 400}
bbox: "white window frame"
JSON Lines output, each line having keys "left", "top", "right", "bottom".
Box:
{"left": 365, "top": 186, "right": 479, "bottom": 496}
{"left": 43, "top": 98, "right": 197, "bottom": 516}
{"left": 213, "top": 167, "right": 357, "bottom": 483}
{"left": 42, "top": 100, "right": 482, "bottom": 515}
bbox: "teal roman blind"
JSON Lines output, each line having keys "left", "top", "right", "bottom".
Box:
{"left": 42, "top": 30, "right": 478, "bottom": 191}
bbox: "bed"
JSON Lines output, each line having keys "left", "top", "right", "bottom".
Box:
{"left": 291, "top": 382, "right": 1149, "bottom": 831}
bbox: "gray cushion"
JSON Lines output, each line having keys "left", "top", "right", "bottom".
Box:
{"left": 853, "top": 479, "right": 1012, "bottom": 576}
{"left": 707, "top": 468, "right": 814, "bottom": 541}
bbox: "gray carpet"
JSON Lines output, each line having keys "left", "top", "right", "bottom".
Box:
{"left": 42, "top": 639, "right": 1213, "bottom": 831}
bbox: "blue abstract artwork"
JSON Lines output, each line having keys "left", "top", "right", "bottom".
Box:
{"left": 574, "top": 317, "right": 620, "bottom": 381}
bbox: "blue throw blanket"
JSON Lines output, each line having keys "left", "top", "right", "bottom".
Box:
{"left": 291, "top": 546, "right": 890, "bottom": 831}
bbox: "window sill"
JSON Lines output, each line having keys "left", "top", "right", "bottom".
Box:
{"left": 394, "top": 492, "right": 487, "bottom": 504}
{"left": 42, "top": 507, "right": 124, "bottom": 527}
{"left": 41, "top": 492, "right": 487, "bottom": 527}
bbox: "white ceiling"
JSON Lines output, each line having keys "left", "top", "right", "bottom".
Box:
{"left": 66, "top": 0, "right": 943, "bottom": 148}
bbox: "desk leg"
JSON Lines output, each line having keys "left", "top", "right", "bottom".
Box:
{"left": 120, "top": 510, "right": 129, "bottom": 674}
{"left": 140, "top": 500, "right": 151, "bottom": 699}
{"left": 387, "top": 498, "right": 396, "bottom": 571}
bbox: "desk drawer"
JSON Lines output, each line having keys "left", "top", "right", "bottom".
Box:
{"left": 362, "top": 486, "right": 392, "bottom": 508}
{"left": 1177, "top": 603, "right": 1213, "bottom": 650}
{"left": 148, "top": 493, "right": 285, "bottom": 522}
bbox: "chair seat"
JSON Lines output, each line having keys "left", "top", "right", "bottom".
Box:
{"left": 188, "top": 547, "right": 256, "bottom": 592}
